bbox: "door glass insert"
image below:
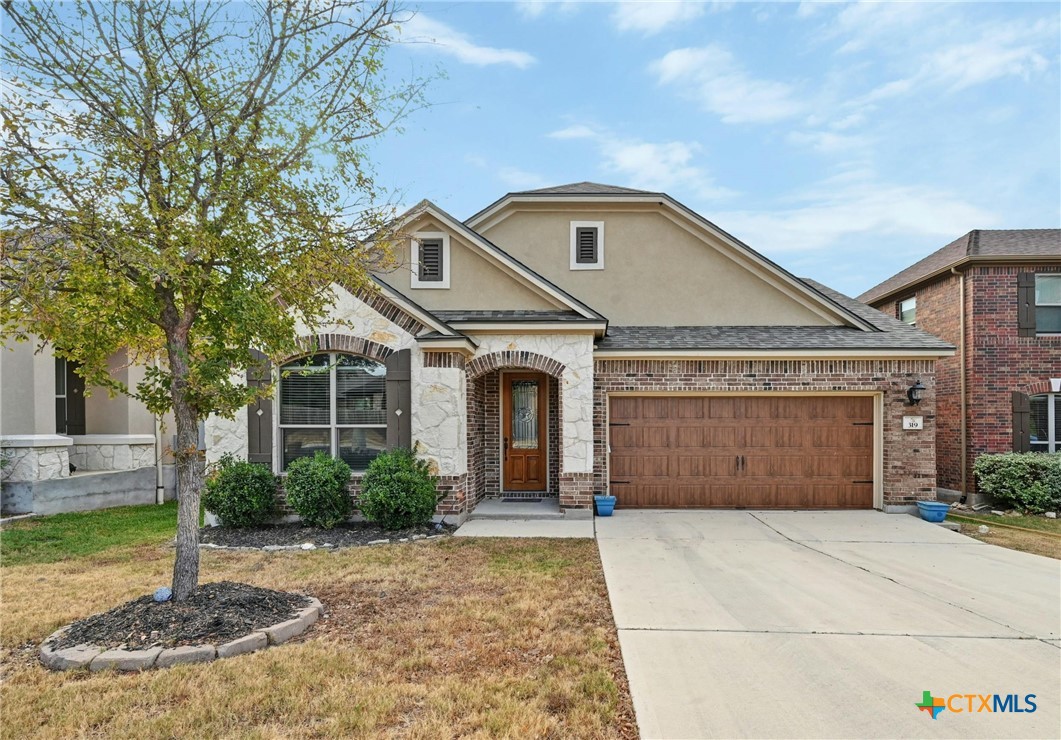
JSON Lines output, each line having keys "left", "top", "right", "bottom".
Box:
{"left": 511, "top": 380, "right": 539, "bottom": 449}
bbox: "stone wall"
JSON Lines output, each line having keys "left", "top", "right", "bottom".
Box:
{"left": 0, "top": 435, "right": 71, "bottom": 483}
{"left": 470, "top": 334, "right": 595, "bottom": 473}
{"left": 68, "top": 436, "right": 155, "bottom": 472}
{"left": 593, "top": 359, "right": 939, "bottom": 509}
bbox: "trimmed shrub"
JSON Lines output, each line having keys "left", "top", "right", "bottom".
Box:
{"left": 284, "top": 452, "right": 352, "bottom": 528}
{"left": 358, "top": 448, "right": 439, "bottom": 530}
{"left": 973, "top": 452, "right": 1061, "bottom": 513}
{"left": 202, "top": 454, "right": 277, "bottom": 527}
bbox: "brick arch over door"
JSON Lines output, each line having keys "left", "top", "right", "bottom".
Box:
{"left": 466, "top": 351, "right": 566, "bottom": 380}
{"left": 287, "top": 333, "right": 395, "bottom": 363}
{"left": 466, "top": 351, "right": 565, "bottom": 504}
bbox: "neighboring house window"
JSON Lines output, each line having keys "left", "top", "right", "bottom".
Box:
{"left": 898, "top": 296, "right": 917, "bottom": 325}
{"left": 278, "top": 353, "right": 386, "bottom": 471}
{"left": 1029, "top": 394, "right": 1060, "bottom": 453}
{"left": 1034, "top": 275, "right": 1061, "bottom": 334}
{"left": 411, "top": 232, "right": 450, "bottom": 288}
{"left": 569, "top": 221, "right": 604, "bottom": 270}
{"left": 54, "top": 357, "right": 86, "bottom": 435}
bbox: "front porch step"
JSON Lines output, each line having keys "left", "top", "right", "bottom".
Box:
{"left": 468, "top": 498, "right": 564, "bottom": 520}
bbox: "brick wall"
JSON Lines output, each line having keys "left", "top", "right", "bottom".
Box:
{"left": 877, "top": 265, "right": 1061, "bottom": 494}
{"left": 593, "top": 359, "right": 939, "bottom": 507}
{"left": 967, "top": 265, "right": 1061, "bottom": 488}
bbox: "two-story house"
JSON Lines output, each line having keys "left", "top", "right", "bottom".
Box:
{"left": 859, "top": 229, "right": 1061, "bottom": 503}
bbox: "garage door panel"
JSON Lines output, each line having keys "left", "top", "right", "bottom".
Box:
{"left": 610, "top": 396, "right": 875, "bottom": 510}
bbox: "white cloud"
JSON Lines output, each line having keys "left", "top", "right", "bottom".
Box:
{"left": 400, "top": 15, "right": 536, "bottom": 68}
{"left": 497, "top": 166, "right": 551, "bottom": 190}
{"left": 651, "top": 45, "right": 803, "bottom": 124}
{"left": 547, "top": 124, "right": 735, "bottom": 200}
{"left": 786, "top": 130, "right": 869, "bottom": 154}
{"left": 611, "top": 2, "right": 709, "bottom": 35}
{"left": 714, "top": 173, "right": 996, "bottom": 254}
{"left": 515, "top": 0, "right": 581, "bottom": 20}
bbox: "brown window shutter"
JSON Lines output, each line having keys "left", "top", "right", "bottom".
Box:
{"left": 246, "top": 349, "right": 273, "bottom": 466}
{"left": 1017, "top": 273, "right": 1036, "bottom": 337}
{"left": 385, "top": 349, "right": 412, "bottom": 449}
{"left": 418, "top": 240, "right": 443, "bottom": 281}
{"left": 1012, "top": 391, "right": 1031, "bottom": 452}
{"left": 575, "top": 227, "right": 598, "bottom": 264}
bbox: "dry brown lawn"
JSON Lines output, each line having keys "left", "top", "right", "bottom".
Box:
{"left": 1, "top": 535, "right": 636, "bottom": 739}
{"left": 956, "top": 522, "right": 1061, "bottom": 559}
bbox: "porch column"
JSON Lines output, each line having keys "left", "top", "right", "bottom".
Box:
{"left": 413, "top": 351, "right": 469, "bottom": 518}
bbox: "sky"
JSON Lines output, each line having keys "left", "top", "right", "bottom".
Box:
{"left": 366, "top": 0, "right": 1061, "bottom": 297}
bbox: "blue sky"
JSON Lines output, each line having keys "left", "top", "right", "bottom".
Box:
{"left": 367, "top": 1, "right": 1061, "bottom": 297}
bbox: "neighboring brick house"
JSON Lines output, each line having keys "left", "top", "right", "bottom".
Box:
{"left": 859, "top": 229, "right": 1061, "bottom": 502}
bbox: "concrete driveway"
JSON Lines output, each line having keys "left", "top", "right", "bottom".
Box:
{"left": 597, "top": 511, "right": 1061, "bottom": 739}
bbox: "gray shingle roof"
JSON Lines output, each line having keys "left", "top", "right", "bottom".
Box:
{"left": 595, "top": 281, "right": 954, "bottom": 353}
{"left": 432, "top": 310, "right": 592, "bottom": 322}
{"left": 513, "top": 182, "right": 658, "bottom": 195}
{"left": 859, "top": 229, "right": 1061, "bottom": 304}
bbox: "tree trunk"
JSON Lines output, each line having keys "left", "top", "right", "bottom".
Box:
{"left": 168, "top": 335, "right": 202, "bottom": 601}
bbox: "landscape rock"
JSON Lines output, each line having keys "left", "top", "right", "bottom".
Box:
{"left": 90, "top": 647, "right": 163, "bottom": 672}
{"left": 305, "top": 597, "right": 324, "bottom": 616}
{"left": 300, "top": 543, "right": 316, "bottom": 550}
{"left": 978, "top": 525, "right": 990, "bottom": 534}
{"left": 156, "top": 645, "right": 216, "bottom": 667}
{"left": 1046, "top": 512, "right": 1057, "bottom": 519}
{"left": 216, "top": 631, "right": 268, "bottom": 658}
{"left": 991, "top": 510, "right": 1005, "bottom": 516}
{"left": 367, "top": 539, "right": 389, "bottom": 545}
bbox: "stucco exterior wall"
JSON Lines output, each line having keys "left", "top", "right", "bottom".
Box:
{"left": 1, "top": 337, "right": 56, "bottom": 435}
{"left": 478, "top": 204, "right": 836, "bottom": 327}
{"left": 377, "top": 214, "right": 564, "bottom": 312}
{"left": 470, "top": 333, "right": 595, "bottom": 473}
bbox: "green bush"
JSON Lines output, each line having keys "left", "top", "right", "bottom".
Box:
{"left": 202, "top": 454, "right": 277, "bottom": 527}
{"left": 284, "top": 452, "right": 352, "bottom": 528}
{"left": 973, "top": 452, "right": 1061, "bottom": 513}
{"left": 358, "top": 448, "right": 439, "bottom": 530}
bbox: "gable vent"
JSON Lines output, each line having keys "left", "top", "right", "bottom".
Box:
{"left": 418, "top": 239, "right": 443, "bottom": 281}
{"left": 576, "top": 227, "right": 598, "bottom": 264}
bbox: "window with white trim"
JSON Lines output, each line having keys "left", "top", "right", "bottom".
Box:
{"left": 1035, "top": 275, "right": 1061, "bottom": 334}
{"left": 411, "top": 232, "right": 450, "bottom": 288}
{"left": 278, "top": 353, "right": 386, "bottom": 471}
{"left": 1030, "top": 394, "right": 1060, "bottom": 452}
{"left": 898, "top": 296, "right": 917, "bottom": 325}
{"left": 570, "top": 221, "right": 604, "bottom": 270}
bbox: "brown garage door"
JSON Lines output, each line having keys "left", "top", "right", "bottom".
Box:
{"left": 609, "top": 396, "right": 874, "bottom": 509}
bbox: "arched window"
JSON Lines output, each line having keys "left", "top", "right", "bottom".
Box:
{"left": 278, "top": 353, "right": 386, "bottom": 471}
{"left": 1030, "top": 394, "right": 1059, "bottom": 453}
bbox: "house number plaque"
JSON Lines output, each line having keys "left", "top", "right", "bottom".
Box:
{"left": 902, "top": 416, "right": 924, "bottom": 431}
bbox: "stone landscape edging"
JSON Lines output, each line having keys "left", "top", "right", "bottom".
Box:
{"left": 197, "top": 533, "right": 447, "bottom": 552}
{"left": 39, "top": 597, "right": 324, "bottom": 672}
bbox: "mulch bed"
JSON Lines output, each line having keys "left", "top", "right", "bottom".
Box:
{"left": 199, "top": 521, "right": 454, "bottom": 549}
{"left": 50, "top": 581, "right": 311, "bottom": 651}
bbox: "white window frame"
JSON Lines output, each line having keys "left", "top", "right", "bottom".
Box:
{"left": 1034, "top": 274, "right": 1061, "bottom": 336}
{"left": 411, "top": 232, "right": 450, "bottom": 289}
{"left": 570, "top": 221, "right": 604, "bottom": 270}
{"left": 276, "top": 352, "right": 387, "bottom": 472}
{"left": 1030, "top": 393, "right": 1059, "bottom": 453}
{"left": 899, "top": 296, "right": 917, "bottom": 325}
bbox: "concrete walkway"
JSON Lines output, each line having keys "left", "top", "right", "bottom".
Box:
{"left": 597, "top": 510, "right": 1061, "bottom": 739}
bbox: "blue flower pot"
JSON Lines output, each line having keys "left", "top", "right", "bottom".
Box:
{"left": 594, "top": 495, "right": 616, "bottom": 517}
{"left": 916, "top": 500, "right": 951, "bottom": 523}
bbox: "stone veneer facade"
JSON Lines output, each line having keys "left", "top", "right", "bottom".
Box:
{"left": 593, "top": 359, "right": 939, "bottom": 509}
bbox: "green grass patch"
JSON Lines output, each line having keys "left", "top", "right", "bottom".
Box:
{"left": 946, "top": 511, "right": 1061, "bottom": 534}
{"left": 488, "top": 546, "right": 574, "bottom": 577}
{"left": 1, "top": 502, "right": 182, "bottom": 567}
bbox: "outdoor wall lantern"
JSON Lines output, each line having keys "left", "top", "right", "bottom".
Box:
{"left": 907, "top": 379, "right": 926, "bottom": 405}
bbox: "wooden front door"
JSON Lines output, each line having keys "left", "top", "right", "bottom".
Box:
{"left": 502, "top": 372, "right": 548, "bottom": 491}
{"left": 609, "top": 396, "right": 874, "bottom": 509}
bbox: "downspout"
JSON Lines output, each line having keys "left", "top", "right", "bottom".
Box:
{"left": 951, "top": 266, "right": 967, "bottom": 501}
{"left": 154, "top": 357, "right": 165, "bottom": 505}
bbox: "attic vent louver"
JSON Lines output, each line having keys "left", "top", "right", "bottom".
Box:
{"left": 575, "top": 227, "right": 598, "bottom": 264}
{"left": 418, "top": 239, "right": 443, "bottom": 281}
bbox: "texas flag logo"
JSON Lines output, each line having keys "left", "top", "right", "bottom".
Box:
{"left": 916, "top": 690, "right": 947, "bottom": 719}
